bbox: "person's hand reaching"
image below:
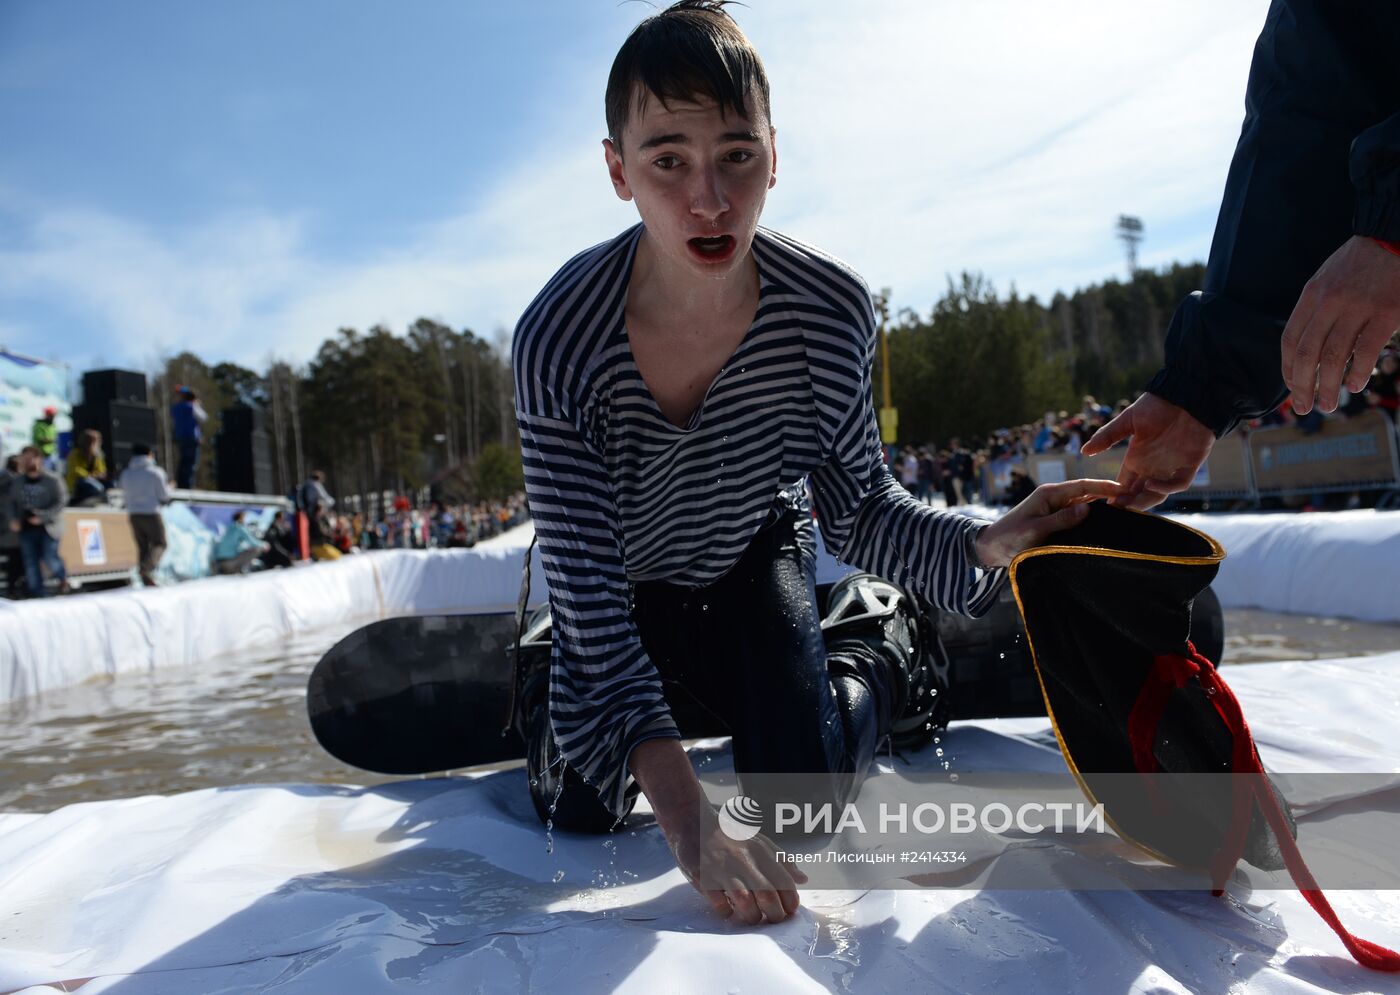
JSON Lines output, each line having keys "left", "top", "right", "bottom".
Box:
{"left": 1080, "top": 394, "right": 1215, "bottom": 511}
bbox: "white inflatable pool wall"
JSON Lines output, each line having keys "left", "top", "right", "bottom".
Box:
{"left": 2, "top": 511, "right": 1397, "bottom": 705}
{"left": 0, "top": 528, "right": 548, "bottom": 705}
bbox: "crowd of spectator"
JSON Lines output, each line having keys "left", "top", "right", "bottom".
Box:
{"left": 0, "top": 440, "right": 532, "bottom": 597}
{"left": 290, "top": 478, "right": 531, "bottom": 563}
{"left": 892, "top": 394, "right": 1129, "bottom": 509}
{"left": 287, "top": 469, "right": 529, "bottom": 561}
{"left": 893, "top": 344, "right": 1400, "bottom": 509}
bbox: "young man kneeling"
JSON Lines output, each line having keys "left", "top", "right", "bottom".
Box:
{"left": 512, "top": 0, "right": 1121, "bottom": 925}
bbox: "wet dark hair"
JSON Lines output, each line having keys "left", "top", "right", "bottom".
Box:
{"left": 605, "top": 0, "right": 770, "bottom": 147}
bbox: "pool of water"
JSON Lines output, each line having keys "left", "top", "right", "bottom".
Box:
{"left": 2, "top": 609, "right": 1396, "bottom": 814}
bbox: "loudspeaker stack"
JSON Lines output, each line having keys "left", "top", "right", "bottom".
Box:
{"left": 72, "top": 369, "right": 156, "bottom": 475}
{"left": 216, "top": 405, "right": 274, "bottom": 495}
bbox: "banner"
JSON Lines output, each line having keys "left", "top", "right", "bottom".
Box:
{"left": 1028, "top": 455, "right": 1069, "bottom": 483}
{"left": 1027, "top": 432, "right": 1253, "bottom": 500}
{"left": 980, "top": 455, "right": 1023, "bottom": 503}
{"left": 1030, "top": 450, "right": 1124, "bottom": 484}
{"left": 1249, "top": 410, "right": 1399, "bottom": 494}
{"left": 0, "top": 350, "right": 70, "bottom": 461}
{"left": 1188, "top": 431, "right": 1252, "bottom": 497}
{"left": 1076, "top": 448, "right": 1124, "bottom": 483}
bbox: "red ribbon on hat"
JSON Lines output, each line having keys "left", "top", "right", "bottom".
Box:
{"left": 1128, "top": 641, "right": 1400, "bottom": 972}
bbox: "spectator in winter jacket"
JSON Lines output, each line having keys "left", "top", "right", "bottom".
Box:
{"left": 31, "top": 407, "right": 58, "bottom": 465}
{"left": 261, "top": 510, "right": 295, "bottom": 569}
{"left": 65, "top": 429, "right": 108, "bottom": 506}
{"left": 213, "top": 510, "right": 268, "bottom": 574}
{"left": 0, "top": 456, "right": 22, "bottom": 596}
{"left": 7, "top": 445, "right": 68, "bottom": 596}
{"left": 117, "top": 443, "right": 171, "bottom": 586}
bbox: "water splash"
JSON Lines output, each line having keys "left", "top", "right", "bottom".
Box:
{"left": 808, "top": 915, "right": 862, "bottom": 992}
{"left": 544, "top": 743, "right": 567, "bottom": 856}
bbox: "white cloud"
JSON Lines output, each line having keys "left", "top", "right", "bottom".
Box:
{"left": 746, "top": 0, "right": 1268, "bottom": 306}
{"left": 8, "top": 0, "right": 1271, "bottom": 368}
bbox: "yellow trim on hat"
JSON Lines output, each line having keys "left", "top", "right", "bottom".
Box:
{"left": 1006, "top": 506, "right": 1225, "bottom": 870}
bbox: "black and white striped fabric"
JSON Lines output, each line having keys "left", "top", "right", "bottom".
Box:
{"left": 513, "top": 223, "right": 1006, "bottom": 815}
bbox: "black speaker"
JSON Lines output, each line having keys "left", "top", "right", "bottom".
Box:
{"left": 219, "top": 405, "right": 266, "bottom": 436}
{"left": 216, "top": 406, "right": 274, "bottom": 494}
{"left": 108, "top": 401, "right": 157, "bottom": 445}
{"left": 82, "top": 369, "right": 148, "bottom": 407}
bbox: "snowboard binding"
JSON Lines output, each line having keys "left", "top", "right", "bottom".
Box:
{"left": 821, "top": 572, "right": 950, "bottom": 751}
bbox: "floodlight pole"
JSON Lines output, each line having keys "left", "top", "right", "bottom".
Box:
{"left": 1116, "top": 214, "right": 1144, "bottom": 279}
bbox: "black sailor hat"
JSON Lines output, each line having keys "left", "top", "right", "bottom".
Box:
{"left": 1007, "top": 501, "right": 1398, "bottom": 971}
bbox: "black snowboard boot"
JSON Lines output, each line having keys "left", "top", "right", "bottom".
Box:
{"left": 514, "top": 604, "right": 638, "bottom": 834}
{"left": 821, "top": 572, "right": 950, "bottom": 751}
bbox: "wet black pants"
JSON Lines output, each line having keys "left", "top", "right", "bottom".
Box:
{"left": 549, "top": 510, "right": 899, "bottom": 831}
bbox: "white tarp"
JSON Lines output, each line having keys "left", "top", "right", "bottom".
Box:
{"left": 2, "top": 653, "right": 1399, "bottom": 993}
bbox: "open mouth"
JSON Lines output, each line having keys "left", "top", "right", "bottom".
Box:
{"left": 687, "top": 235, "right": 736, "bottom": 259}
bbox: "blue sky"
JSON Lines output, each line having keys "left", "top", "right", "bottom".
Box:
{"left": 0, "top": 0, "right": 1270, "bottom": 375}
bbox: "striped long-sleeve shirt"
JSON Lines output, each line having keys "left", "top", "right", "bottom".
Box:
{"left": 513, "top": 223, "right": 1006, "bottom": 816}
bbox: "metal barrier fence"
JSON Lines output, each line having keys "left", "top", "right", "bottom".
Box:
{"left": 980, "top": 410, "right": 1400, "bottom": 507}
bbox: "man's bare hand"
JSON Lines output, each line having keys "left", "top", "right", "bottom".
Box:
{"left": 975, "top": 478, "right": 1129, "bottom": 568}
{"left": 669, "top": 809, "right": 808, "bottom": 925}
{"left": 1282, "top": 235, "right": 1400, "bottom": 416}
{"left": 1081, "top": 393, "right": 1214, "bottom": 510}
{"left": 630, "top": 738, "right": 806, "bottom": 924}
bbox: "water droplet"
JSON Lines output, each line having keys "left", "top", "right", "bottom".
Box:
{"left": 998, "top": 652, "right": 1005, "bottom": 660}
{"left": 949, "top": 773, "right": 959, "bottom": 782}
{"left": 553, "top": 869, "right": 565, "bottom": 883}
{"left": 936, "top": 748, "right": 944, "bottom": 757}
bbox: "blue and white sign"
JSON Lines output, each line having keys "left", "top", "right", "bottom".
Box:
{"left": 77, "top": 519, "right": 107, "bottom": 566}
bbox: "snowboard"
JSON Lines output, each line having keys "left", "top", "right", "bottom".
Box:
{"left": 306, "top": 610, "right": 533, "bottom": 775}
{"left": 305, "top": 584, "right": 1225, "bottom": 775}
